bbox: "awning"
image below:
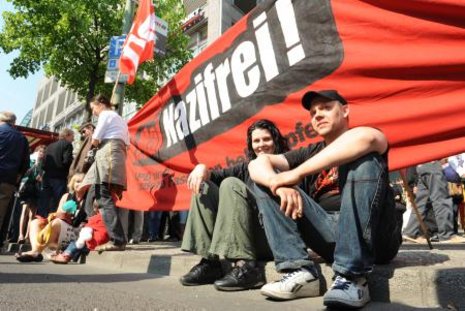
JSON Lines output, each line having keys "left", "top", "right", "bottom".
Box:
{"left": 17, "top": 125, "right": 59, "bottom": 151}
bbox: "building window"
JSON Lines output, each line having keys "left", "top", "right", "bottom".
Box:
{"left": 56, "top": 92, "right": 66, "bottom": 115}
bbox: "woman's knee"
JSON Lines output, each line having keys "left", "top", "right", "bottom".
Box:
{"left": 219, "top": 177, "right": 246, "bottom": 195}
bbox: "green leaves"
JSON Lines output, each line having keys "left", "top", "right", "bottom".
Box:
{"left": 1, "top": 0, "right": 191, "bottom": 114}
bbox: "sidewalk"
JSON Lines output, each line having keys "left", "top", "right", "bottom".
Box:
{"left": 81, "top": 240, "right": 465, "bottom": 309}
{"left": 5, "top": 240, "right": 465, "bottom": 309}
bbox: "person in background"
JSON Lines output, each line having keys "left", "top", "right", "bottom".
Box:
{"left": 146, "top": 211, "right": 162, "bottom": 242}
{"left": 180, "top": 119, "right": 289, "bottom": 291}
{"left": 37, "top": 128, "right": 74, "bottom": 218}
{"left": 403, "top": 161, "right": 465, "bottom": 243}
{"left": 17, "top": 144, "right": 46, "bottom": 244}
{"left": 119, "top": 209, "right": 144, "bottom": 244}
{"left": 0, "top": 111, "right": 30, "bottom": 237}
{"left": 78, "top": 94, "right": 130, "bottom": 252}
{"left": 69, "top": 122, "right": 95, "bottom": 177}
{"left": 15, "top": 173, "right": 84, "bottom": 262}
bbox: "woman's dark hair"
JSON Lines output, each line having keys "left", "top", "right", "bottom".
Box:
{"left": 246, "top": 119, "right": 289, "bottom": 160}
{"left": 90, "top": 94, "right": 112, "bottom": 108}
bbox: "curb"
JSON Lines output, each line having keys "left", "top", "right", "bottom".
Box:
{"left": 83, "top": 242, "right": 465, "bottom": 308}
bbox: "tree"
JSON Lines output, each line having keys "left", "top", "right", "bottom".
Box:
{"left": 0, "top": 0, "right": 191, "bottom": 119}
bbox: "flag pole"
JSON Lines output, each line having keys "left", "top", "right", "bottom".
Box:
{"left": 110, "top": 71, "right": 122, "bottom": 108}
{"left": 113, "top": 0, "right": 136, "bottom": 116}
{"left": 399, "top": 170, "right": 433, "bottom": 249}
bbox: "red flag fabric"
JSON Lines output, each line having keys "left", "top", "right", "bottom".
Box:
{"left": 119, "top": 0, "right": 155, "bottom": 84}
{"left": 119, "top": 0, "right": 465, "bottom": 211}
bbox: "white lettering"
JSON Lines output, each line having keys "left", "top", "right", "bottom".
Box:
{"left": 186, "top": 89, "right": 201, "bottom": 133}
{"left": 162, "top": 103, "right": 178, "bottom": 147}
{"left": 253, "top": 13, "right": 279, "bottom": 81}
{"left": 276, "top": 0, "right": 305, "bottom": 66}
{"left": 174, "top": 101, "right": 190, "bottom": 139}
{"left": 203, "top": 64, "right": 220, "bottom": 120}
{"left": 194, "top": 74, "right": 210, "bottom": 126}
{"left": 231, "top": 41, "right": 260, "bottom": 98}
{"left": 215, "top": 59, "right": 232, "bottom": 113}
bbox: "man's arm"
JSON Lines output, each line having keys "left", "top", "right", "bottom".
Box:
{"left": 62, "top": 142, "right": 74, "bottom": 169}
{"left": 248, "top": 154, "right": 290, "bottom": 187}
{"left": 249, "top": 154, "right": 304, "bottom": 219}
{"left": 269, "top": 127, "right": 387, "bottom": 193}
{"left": 17, "top": 137, "right": 30, "bottom": 183}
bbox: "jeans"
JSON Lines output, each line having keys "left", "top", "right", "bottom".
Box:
{"left": 147, "top": 211, "right": 162, "bottom": 240}
{"left": 94, "top": 183, "right": 126, "bottom": 245}
{"left": 403, "top": 162, "right": 455, "bottom": 240}
{"left": 254, "top": 153, "right": 401, "bottom": 277}
{"left": 36, "top": 177, "right": 67, "bottom": 217}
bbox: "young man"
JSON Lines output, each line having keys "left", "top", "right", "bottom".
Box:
{"left": 248, "top": 90, "right": 402, "bottom": 309}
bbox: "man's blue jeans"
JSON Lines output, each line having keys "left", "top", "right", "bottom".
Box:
{"left": 254, "top": 153, "right": 401, "bottom": 277}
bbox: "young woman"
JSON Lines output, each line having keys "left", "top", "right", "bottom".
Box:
{"left": 180, "top": 119, "right": 289, "bottom": 291}
{"left": 78, "top": 94, "right": 130, "bottom": 251}
{"left": 15, "top": 173, "right": 84, "bottom": 262}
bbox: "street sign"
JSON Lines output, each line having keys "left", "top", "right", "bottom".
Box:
{"left": 105, "top": 15, "right": 169, "bottom": 83}
{"left": 105, "top": 35, "right": 128, "bottom": 83}
{"left": 109, "top": 35, "right": 126, "bottom": 58}
{"left": 155, "top": 16, "right": 168, "bottom": 57}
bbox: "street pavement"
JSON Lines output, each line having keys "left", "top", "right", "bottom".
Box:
{"left": 2, "top": 240, "right": 462, "bottom": 311}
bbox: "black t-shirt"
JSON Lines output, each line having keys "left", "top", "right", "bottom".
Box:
{"left": 283, "top": 142, "right": 341, "bottom": 211}
{"left": 210, "top": 161, "right": 252, "bottom": 187}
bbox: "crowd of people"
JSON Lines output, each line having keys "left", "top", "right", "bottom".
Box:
{"left": 1, "top": 89, "right": 465, "bottom": 309}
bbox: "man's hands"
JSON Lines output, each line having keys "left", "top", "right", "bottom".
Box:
{"left": 187, "top": 164, "right": 209, "bottom": 194}
{"left": 269, "top": 170, "right": 303, "bottom": 195}
{"left": 275, "top": 187, "right": 303, "bottom": 220}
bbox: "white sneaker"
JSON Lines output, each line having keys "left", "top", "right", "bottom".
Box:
{"left": 260, "top": 266, "right": 320, "bottom": 300}
{"left": 323, "top": 275, "right": 370, "bottom": 309}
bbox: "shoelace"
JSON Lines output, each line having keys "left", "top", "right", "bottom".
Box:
{"left": 230, "top": 265, "right": 251, "bottom": 279}
{"left": 280, "top": 269, "right": 301, "bottom": 283}
{"left": 332, "top": 276, "right": 351, "bottom": 290}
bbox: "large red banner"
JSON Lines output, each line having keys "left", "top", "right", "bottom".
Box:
{"left": 119, "top": 0, "right": 465, "bottom": 211}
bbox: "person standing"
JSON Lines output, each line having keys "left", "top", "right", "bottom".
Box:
{"left": 0, "top": 111, "right": 30, "bottom": 235}
{"left": 403, "top": 161, "right": 465, "bottom": 243}
{"left": 36, "top": 128, "right": 74, "bottom": 218}
{"left": 79, "top": 94, "right": 130, "bottom": 251}
{"left": 69, "top": 122, "right": 95, "bottom": 177}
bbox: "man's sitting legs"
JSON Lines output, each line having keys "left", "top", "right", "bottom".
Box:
{"left": 253, "top": 184, "right": 335, "bottom": 300}
{"left": 324, "top": 153, "right": 395, "bottom": 309}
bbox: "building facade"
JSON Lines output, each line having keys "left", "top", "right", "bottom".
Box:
{"left": 183, "top": 0, "right": 263, "bottom": 57}
{"left": 30, "top": 77, "right": 137, "bottom": 132}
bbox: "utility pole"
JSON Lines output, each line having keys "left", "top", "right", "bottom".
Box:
{"left": 113, "top": 0, "right": 135, "bottom": 116}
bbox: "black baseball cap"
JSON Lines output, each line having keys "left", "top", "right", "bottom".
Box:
{"left": 302, "top": 90, "right": 347, "bottom": 110}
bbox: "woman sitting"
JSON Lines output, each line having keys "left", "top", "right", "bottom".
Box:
{"left": 15, "top": 173, "right": 85, "bottom": 262}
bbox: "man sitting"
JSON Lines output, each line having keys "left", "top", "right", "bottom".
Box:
{"left": 249, "top": 90, "right": 402, "bottom": 309}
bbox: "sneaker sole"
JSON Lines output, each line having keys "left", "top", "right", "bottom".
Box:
{"left": 260, "top": 280, "right": 320, "bottom": 300}
{"left": 179, "top": 280, "right": 216, "bottom": 286}
{"left": 324, "top": 297, "right": 370, "bottom": 309}
{"left": 214, "top": 281, "right": 265, "bottom": 292}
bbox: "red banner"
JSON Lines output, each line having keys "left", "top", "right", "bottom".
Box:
{"left": 120, "top": 0, "right": 465, "bottom": 211}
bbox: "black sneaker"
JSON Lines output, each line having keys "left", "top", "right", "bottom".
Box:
{"left": 214, "top": 261, "right": 266, "bottom": 291}
{"left": 179, "top": 258, "right": 223, "bottom": 286}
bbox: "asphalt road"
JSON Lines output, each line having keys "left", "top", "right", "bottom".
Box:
{"left": 0, "top": 254, "right": 446, "bottom": 311}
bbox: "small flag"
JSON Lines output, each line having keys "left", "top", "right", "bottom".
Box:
{"left": 119, "top": 0, "right": 156, "bottom": 84}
